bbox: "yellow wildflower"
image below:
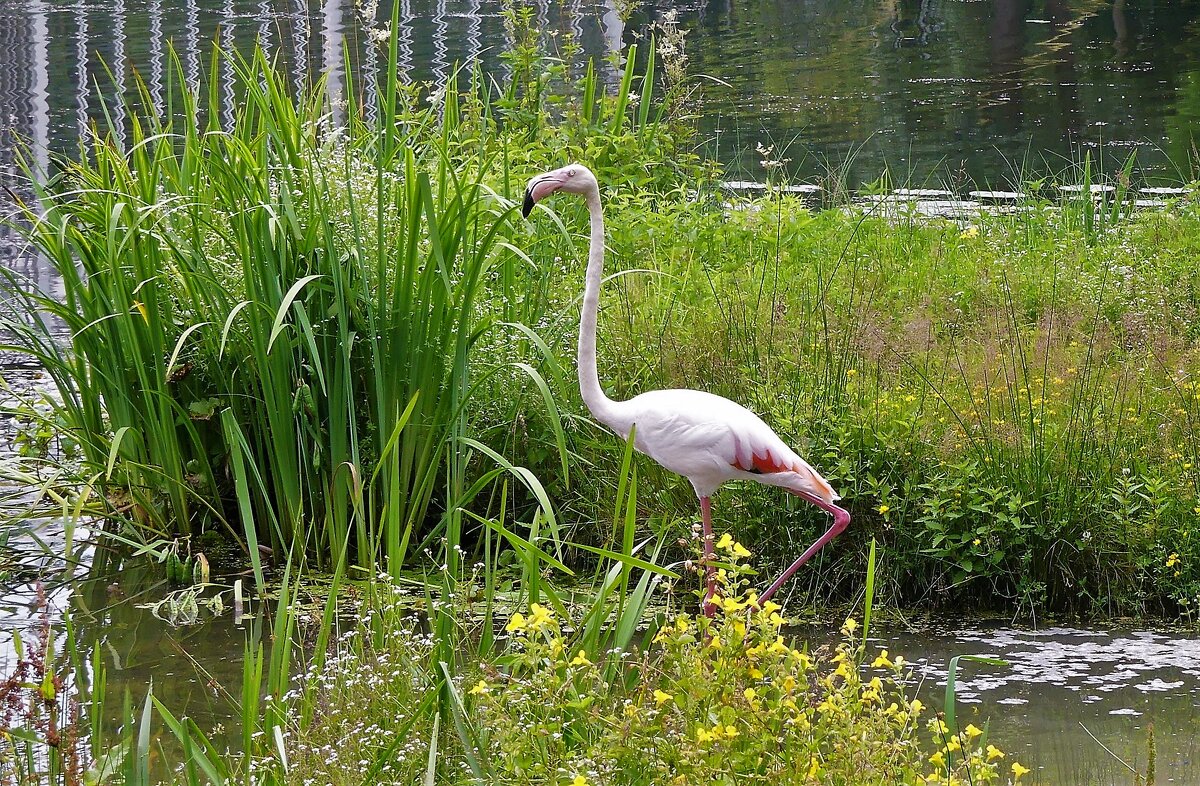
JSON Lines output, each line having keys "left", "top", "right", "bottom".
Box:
{"left": 946, "top": 736, "right": 961, "bottom": 752}
{"left": 468, "top": 679, "right": 489, "bottom": 696}
{"left": 872, "top": 650, "right": 893, "bottom": 668}
{"left": 570, "top": 776, "right": 588, "bottom": 786}
{"left": 961, "top": 225, "right": 979, "bottom": 239}
{"left": 505, "top": 612, "right": 527, "bottom": 633}
{"left": 1012, "top": 762, "right": 1030, "bottom": 779}
{"left": 724, "top": 724, "right": 739, "bottom": 738}
{"left": 986, "top": 744, "right": 1005, "bottom": 761}
{"left": 911, "top": 699, "right": 925, "bottom": 715}
{"left": 749, "top": 667, "right": 764, "bottom": 679}
{"left": 570, "top": 649, "right": 593, "bottom": 667}
{"left": 841, "top": 617, "right": 860, "bottom": 635}
{"left": 1167, "top": 553, "right": 1180, "bottom": 568}
{"left": 806, "top": 755, "right": 820, "bottom": 779}
{"left": 723, "top": 596, "right": 747, "bottom": 614}
{"left": 964, "top": 723, "right": 983, "bottom": 739}
{"left": 929, "top": 751, "right": 946, "bottom": 768}
{"left": 527, "top": 603, "right": 554, "bottom": 633}
{"left": 716, "top": 533, "right": 735, "bottom": 551}
{"left": 743, "top": 687, "right": 757, "bottom": 702}
{"left": 877, "top": 504, "right": 890, "bottom": 515}
{"left": 653, "top": 689, "right": 673, "bottom": 707}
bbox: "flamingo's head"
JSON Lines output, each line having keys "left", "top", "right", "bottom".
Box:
{"left": 522, "top": 164, "right": 597, "bottom": 217}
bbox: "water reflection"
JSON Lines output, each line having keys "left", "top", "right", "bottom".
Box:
{"left": 2, "top": 1, "right": 1200, "bottom": 217}
{"left": 676, "top": 0, "right": 1200, "bottom": 186}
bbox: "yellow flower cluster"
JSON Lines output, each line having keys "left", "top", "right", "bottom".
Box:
{"left": 715, "top": 532, "right": 752, "bottom": 558}
{"left": 505, "top": 602, "right": 555, "bottom": 635}
{"left": 477, "top": 583, "right": 1015, "bottom": 786}
{"left": 695, "top": 722, "right": 740, "bottom": 744}
{"left": 922, "top": 718, "right": 1030, "bottom": 785}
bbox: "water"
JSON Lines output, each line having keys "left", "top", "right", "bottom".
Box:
{"left": 679, "top": 0, "right": 1200, "bottom": 187}
{"left": 874, "top": 622, "right": 1200, "bottom": 785}
{"left": 2, "top": 0, "right": 1200, "bottom": 781}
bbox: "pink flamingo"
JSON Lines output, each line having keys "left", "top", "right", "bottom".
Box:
{"left": 523, "top": 164, "right": 850, "bottom": 614}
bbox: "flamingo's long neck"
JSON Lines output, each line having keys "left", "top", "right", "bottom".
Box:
{"left": 578, "top": 186, "right": 622, "bottom": 430}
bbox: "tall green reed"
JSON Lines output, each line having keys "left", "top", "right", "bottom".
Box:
{"left": 2, "top": 48, "right": 573, "bottom": 583}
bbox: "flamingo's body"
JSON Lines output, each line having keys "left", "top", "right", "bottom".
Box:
{"left": 523, "top": 164, "right": 850, "bottom": 613}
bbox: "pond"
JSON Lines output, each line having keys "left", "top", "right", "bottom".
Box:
{"left": 3, "top": 0, "right": 1200, "bottom": 194}
{"left": 2, "top": 0, "right": 1200, "bottom": 783}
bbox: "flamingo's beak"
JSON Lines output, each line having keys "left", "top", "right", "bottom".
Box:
{"left": 521, "top": 174, "right": 564, "bottom": 218}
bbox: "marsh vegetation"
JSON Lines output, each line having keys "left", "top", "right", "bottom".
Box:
{"left": 0, "top": 3, "right": 1197, "bottom": 784}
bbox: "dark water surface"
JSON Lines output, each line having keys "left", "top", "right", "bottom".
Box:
{"left": 3, "top": 1, "right": 1200, "bottom": 198}
{"left": 682, "top": 0, "right": 1200, "bottom": 186}
{"left": 3, "top": 1, "right": 1200, "bottom": 783}
{"left": 877, "top": 622, "right": 1200, "bottom": 785}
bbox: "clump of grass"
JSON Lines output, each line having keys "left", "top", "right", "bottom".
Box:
{"left": 0, "top": 7, "right": 705, "bottom": 586}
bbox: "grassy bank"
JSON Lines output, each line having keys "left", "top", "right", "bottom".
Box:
{"left": 541, "top": 195, "right": 1200, "bottom": 616}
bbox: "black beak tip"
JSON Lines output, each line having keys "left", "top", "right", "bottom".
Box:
{"left": 521, "top": 188, "right": 535, "bottom": 218}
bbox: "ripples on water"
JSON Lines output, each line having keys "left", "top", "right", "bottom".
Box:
{"left": 677, "top": 0, "right": 1200, "bottom": 187}
{"left": 880, "top": 624, "right": 1200, "bottom": 785}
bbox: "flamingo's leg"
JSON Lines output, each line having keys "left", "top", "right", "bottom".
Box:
{"left": 758, "top": 491, "right": 851, "bottom": 604}
{"left": 700, "top": 495, "right": 718, "bottom": 617}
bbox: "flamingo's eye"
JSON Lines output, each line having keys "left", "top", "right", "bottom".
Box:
{"left": 566, "top": 168, "right": 576, "bottom": 177}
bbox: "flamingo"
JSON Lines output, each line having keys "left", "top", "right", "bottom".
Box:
{"left": 522, "top": 164, "right": 850, "bottom": 615}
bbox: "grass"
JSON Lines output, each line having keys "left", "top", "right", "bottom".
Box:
{"left": 520, "top": 187, "right": 1200, "bottom": 617}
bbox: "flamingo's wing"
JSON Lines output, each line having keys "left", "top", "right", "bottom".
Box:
{"left": 618, "top": 389, "right": 838, "bottom": 502}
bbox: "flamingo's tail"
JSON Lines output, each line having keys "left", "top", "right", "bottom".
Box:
{"left": 790, "top": 460, "right": 839, "bottom": 504}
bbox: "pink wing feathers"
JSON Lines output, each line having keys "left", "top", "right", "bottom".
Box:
{"left": 730, "top": 430, "right": 838, "bottom": 503}
{"left": 608, "top": 388, "right": 838, "bottom": 503}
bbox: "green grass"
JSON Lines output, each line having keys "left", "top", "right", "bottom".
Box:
{"left": 3, "top": 8, "right": 1199, "bottom": 621}
{"left": 538, "top": 189, "right": 1200, "bottom": 616}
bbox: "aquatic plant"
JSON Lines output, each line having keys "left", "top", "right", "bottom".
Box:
{"left": 254, "top": 556, "right": 1027, "bottom": 785}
